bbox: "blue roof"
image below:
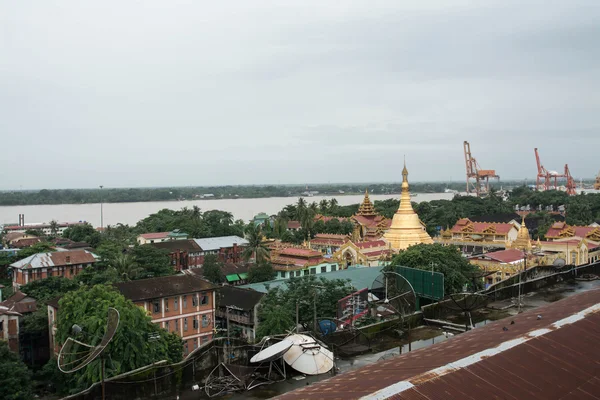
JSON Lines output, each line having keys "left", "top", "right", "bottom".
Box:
{"left": 239, "top": 266, "right": 384, "bottom": 293}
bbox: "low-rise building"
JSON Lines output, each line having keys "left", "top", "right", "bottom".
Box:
{"left": 114, "top": 275, "right": 217, "bottom": 356}
{"left": 137, "top": 232, "right": 170, "bottom": 245}
{"left": 271, "top": 247, "right": 340, "bottom": 279}
{"left": 332, "top": 239, "right": 392, "bottom": 268}
{"left": 10, "top": 250, "right": 98, "bottom": 289}
{"left": 310, "top": 234, "right": 349, "bottom": 255}
{"left": 193, "top": 236, "right": 248, "bottom": 264}
{"left": 3, "top": 221, "right": 85, "bottom": 236}
{"left": 3, "top": 232, "right": 39, "bottom": 248}
{"left": 0, "top": 305, "right": 20, "bottom": 352}
{"left": 150, "top": 239, "right": 203, "bottom": 271}
{"left": 215, "top": 286, "right": 264, "bottom": 342}
{"left": 187, "top": 262, "right": 252, "bottom": 286}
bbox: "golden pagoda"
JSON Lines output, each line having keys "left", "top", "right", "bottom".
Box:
{"left": 357, "top": 189, "right": 377, "bottom": 216}
{"left": 383, "top": 161, "right": 433, "bottom": 251}
{"left": 508, "top": 216, "right": 533, "bottom": 251}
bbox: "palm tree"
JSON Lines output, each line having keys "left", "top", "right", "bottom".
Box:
{"left": 309, "top": 202, "right": 318, "bottom": 213}
{"left": 329, "top": 198, "right": 338, "bottom": 210}
{"left": 191, "top": 206, "right": 202, "bottom": 221}
{"left": 243, "top": 224, "right": 270, "bottom": 264}
{"left": 112, "top": 254, "right": 142, "bottom": 281}
{"left": 49, "top": 220, "right": 59, "bottom": 237}
{"left": 319, "top": 200, "right": 329, "bottom": 213}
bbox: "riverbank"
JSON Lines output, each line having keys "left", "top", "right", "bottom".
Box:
{"left": 0, "top": 193, "right": 454, "bottom": 227}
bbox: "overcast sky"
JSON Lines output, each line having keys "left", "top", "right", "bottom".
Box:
{"left": 1, "top": 0, "right": 599, "bottom": 189}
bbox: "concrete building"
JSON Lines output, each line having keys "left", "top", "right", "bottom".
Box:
{"left": 332, "top": 239, "right": 392, "bottom": 267}
{"left": 0, "top": 305, "right": 20, "bottom": 352}
{"left": 151, "top": 239, "right": 203, "bottom": 271}
{"left": 3, "top": 221, "right": 85, "bottom": 236}
{"left": 10, "top": 250, "right": 98, "bottom": 289}
{"left": 113, "top": 275, "right": 216, "bottom": 355}
{"left": 270, "top": 247, "right": 340, "bottom": 279}
{"left": 310, "top": 234, "right": 349, "bottom": 255}
{"left": 215, "top": 286, "right": 264, "bottom": 343}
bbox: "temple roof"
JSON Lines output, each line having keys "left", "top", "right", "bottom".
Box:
{"left": 356, "top": 189, "right": 377, "bottom": 216}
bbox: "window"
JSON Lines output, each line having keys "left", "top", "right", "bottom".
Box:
{"left": 202, "top": 315, "right": 209, "bottom": 328}
{"left": 184, "top": 318, "right": 188, "bottom": 331}
{"left": 165, "top": 299, "right": 169, "bottom": 312}
{"left": 192, "top": 294, "right": 198, "bottom": 307}
{"left": 174, "top": 297, "right": 179, "bottom": 311}
{"left": 280, "top": 271, "right": 286, "bottom": 278}
{"left": 185, "top": 341, "right": 189, "bottom": 354}
{"left": 201, "top": 335, "right": 208, "bottom": 344}
{"left": 295, "top": 270, "right": 301, "bottom": 277}
{"left": 153, "top": 300, "right": 160, "bottom": 313}
{"left": 174, "top": 319, "right": 179, "bottom": 332}
{"left": 331, "top": 265, "right": 337, "bottom": 272}
{"left": 193, "top": 338, "right": 198, "bottom": 349}
{"left": 193, "top": 318, "right": 199, "bottom": 329}
{"left": 165, "top": 321, "right": 169, "bottom": 331}
{"left": 303, "top": 270, "right": 309, "bottom": 276}
{"left": 183, "top": 295, "right": 187, "bottom": 309}
{"left": 200, "top": 295, "right": 209, "bottom": 305}
{"left": 310, "top": 269, "right": 316, "bottom": 275}
{"left": 321, "top": 266, "right": 326, "bottom": 273}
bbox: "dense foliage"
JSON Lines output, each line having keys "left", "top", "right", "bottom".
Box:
{"left": 202, "top": 254, "right": 225, "bottom": 284}
{"left": 391, "top": 244, "right": 483, "bottom": 294}
{"left": 247, "top": 262, "right": 276, "bottom": 283}
{"left": 0, "top": 340, "right": 33, "bottom": 400}
{"left": 256, "top": 276, "right": 355, "bottom": 339}
{"left": 56, "top": 285, "right": 182, "bottom": 393}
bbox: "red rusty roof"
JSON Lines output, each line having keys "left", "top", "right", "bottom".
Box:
{"left": 287, "top": 221, "right": 302, "bottom": 229}
{"left": 450, "top": 220, "right": 515, "bottom": 235}
{"left": 139, "top": 232, "right": 170, "bottom": 239}
{"left": 276, "top": 288, "right": 600, "bottom": 400}
{"left": 278, "top": 248, "right": 323, "bottom": 258}
{"left": 356, "top": 240, "right": 387, "bottom": 249}
{"left": 470, "top": 248, "right": 525, "bottom": 264}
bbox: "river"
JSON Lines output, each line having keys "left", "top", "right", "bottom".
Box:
{"left": 0, "top": 193, "right": 454, "bottom": 227}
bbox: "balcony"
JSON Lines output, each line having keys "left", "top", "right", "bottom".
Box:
{"left": 216, "top": 309, "right": 253, "bottom": 325}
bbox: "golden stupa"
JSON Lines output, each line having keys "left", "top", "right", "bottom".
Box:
{"left": 383, "top": 161, "right": 433, "bottom": 251}
{"left": 508, "top": 216, "right": 533, "bottom": 251}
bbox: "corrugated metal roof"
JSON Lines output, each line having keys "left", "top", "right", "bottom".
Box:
{"left": 275, "top": 288, "right": 600, "bottom": 400}
{"left": 193, "top": 236, "right": 248, "bottom": 252}
{"left": 10, "top": 250, "right": 98, "bottom": 270}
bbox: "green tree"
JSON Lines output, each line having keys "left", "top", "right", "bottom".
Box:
{"left": 62, "top": 223, "right": 101, "bottom": 247}
{"left": 319, "top": 200, "right": 329, "bottom": 213}
{"left": 130, "top": 245, "right": 173, "bottom": 278}
{"left": 49, "top": 220, "right": 59, "bottom": 237}
{"left": 56, "top": 285, "right": 183, "bottom": 392}
{"left": 202, "top": 254, "right": 224, "bottom": 284}
{"left": 111, "top": 254, "right": 142, "bottom": 281}
{"left": 255, "top": 276, "right": 354, "bottom": 339}
{"left": 0, "top": 340, "right": 33, "bottom": 400}
{"left": 247, "top": 262, "right": 276, "bottom": 283}
{"left": 243, "top": 224, "right": 270, "bottom": 264}
{"left": 391, "top": 244, "right": 482, "bottom": 294}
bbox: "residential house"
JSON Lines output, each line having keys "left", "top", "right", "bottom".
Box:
{"left": 3, "top": 232, "right": 39, "bottom": 248}
{"left": 252, "top": 212, "right": 274, "bottom": 227}
{"left": 10, "top": 250, "right": 98, "bottom": 289}
{"left": 287, "top": 221, "right": 302, "bottom": 232}
{"left": 215, "top": 286, "right": 264, "bottom": 342}
{"left": 137, "top": 232, "right": 170, "bottom": 245}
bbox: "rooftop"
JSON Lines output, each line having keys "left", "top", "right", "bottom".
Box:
{"left": 114, "top": 275, "right": 216, "bottom": 302}
{"left": 10, "top": 250, "right": 98, "bottom": 270}
{"left": 217, "top": 285, "right": 264, "bottom": 311}
{"left": 0, "top": 291, "right": 37, "bottom": 314}
{"left": 193, "top": 236, "right": 248, "bottom": 251}
{"left": 278, "top": 248, "right": 323, "bottom": 258}
{"left": 470, "top": 248, "right": 526, "bottom": 264}
{"left": 276, "top": 288, "right": 600, "bottom": 400}
{"left": 240, "top": 266, "right": 383, "bottom": 294}
{"left": 138, "top": 232, "right": 170, "bottom": 240}
{"left": 150, "top": 239, "right": 202, "bottom": 252}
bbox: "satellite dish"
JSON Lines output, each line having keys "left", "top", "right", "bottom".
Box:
{"left": 250, "top": 340, "right": 293, "bottom": 363}
{"left": 282, "top": 334, "right": 333, "bottom": 375}
{"left": 370, "top": 271, "right": 416, "bottom": 316}
{"left": 318, "top": 320, "right": 337, "bottom": 336}
{"left": 553, "top": 258, "right": 566, "bottom": 267}
{"left": 443, "top": 293, "right": 489, "bottom": 331}
{"left": 58, "top": 307, "right": 120, "bottom": 373}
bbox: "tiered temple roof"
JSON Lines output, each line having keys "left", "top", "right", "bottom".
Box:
{"left": 356, "top": 189, "right": 378, "bottom": 216}
{"left": 545, "top": 222, "right": 600, "bottom": 242}
{"left": 383, "top": 162, "right": 433, "bottom": 251}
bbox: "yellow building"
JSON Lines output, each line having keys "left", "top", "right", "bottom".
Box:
{"left": 383, "top": 162, "right": 433, "bottom": 251}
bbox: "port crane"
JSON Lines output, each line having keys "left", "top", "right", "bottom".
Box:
{"left": 463, "top": 141, "right": 499, "bottom": 197}
{"left": 534, "top": 148, "right": 576, "bottom": 195}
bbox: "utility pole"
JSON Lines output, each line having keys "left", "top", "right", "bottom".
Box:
{"left": 101, "top": 356, "right": 106, "bottom": 400}
{"left": 295, "top": 301, "right": 299, "bottom": 332}
{"left": 313, "top": 291, "right": 317, "bottom": 334}
{"left": 99, "top": 185, "right": 104, "bottom": 229}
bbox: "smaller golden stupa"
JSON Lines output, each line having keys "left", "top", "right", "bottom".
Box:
{"left": 507, "top": 216, "right": 539, "bottom": 251}
{"left": 383, "top": 161, "right": 433, "bottom": 251}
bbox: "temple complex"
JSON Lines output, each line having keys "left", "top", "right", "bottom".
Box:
{"left": 350, "top": 190, "right": 391, "bottom": 241}
{"left": 332, "top": 239, "right": 393, "bottom": 267}
{"left": 383, "top": 162, "right": 433, "bottom": 251}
